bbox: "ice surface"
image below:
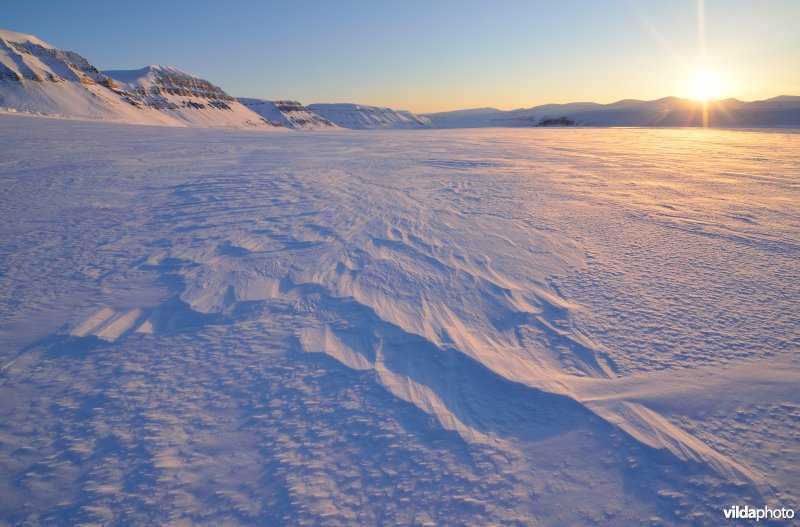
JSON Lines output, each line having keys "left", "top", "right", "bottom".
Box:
{"left": 0, "top": 115, "right": 797, "bottom": 525}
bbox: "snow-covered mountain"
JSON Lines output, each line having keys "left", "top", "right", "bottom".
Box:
{"left": 0, "top": 29, "right": 283, "bottom": 130}
{"left": 238, "top": 98, "right": 338, "bottom": 130}
{"left": 307, "top": 103, "right": 432, "bottom": 129}
{"left": 426, "top": 96, "right": 800, "bottom": 128}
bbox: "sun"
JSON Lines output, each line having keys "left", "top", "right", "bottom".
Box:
{"left": 688, "top": 72, "right": 722, "bottom": 101}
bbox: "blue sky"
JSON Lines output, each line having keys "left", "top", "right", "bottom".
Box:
{"left": 4, "top": 0, "right": 799, "bottom": 112}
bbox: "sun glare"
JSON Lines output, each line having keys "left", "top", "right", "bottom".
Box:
{"left": 688, "top": 72, "right": 722, "bottom": 101}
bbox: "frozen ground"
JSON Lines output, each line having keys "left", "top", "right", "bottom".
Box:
{"left": 0, "top": 115, "right": 797, "bottom": 526}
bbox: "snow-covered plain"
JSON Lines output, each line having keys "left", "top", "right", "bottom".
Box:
{"left": 0, "top": 115, "right": 797, "bottom": 526}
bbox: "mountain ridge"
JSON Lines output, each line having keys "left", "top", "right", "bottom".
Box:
{"left": 1, "top": 28, "right": 798, "bottom": 130}
{"left": 0, "top": 28, "right": 432, "bottom": 131}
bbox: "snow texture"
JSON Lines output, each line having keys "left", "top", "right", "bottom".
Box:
{"left": 0, "top": 115, "right": 797, "bottom": 526}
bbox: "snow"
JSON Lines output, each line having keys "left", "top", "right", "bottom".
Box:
{"left": 0, "top": 114, "right": 797, "bottom": 525}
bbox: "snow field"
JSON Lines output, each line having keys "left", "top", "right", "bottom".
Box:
{"left": 0, "top": 115, "right": 797, "bottom": 525}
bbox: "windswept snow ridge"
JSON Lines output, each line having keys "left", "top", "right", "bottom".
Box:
{"left": 0, "top": 117, "right": 797, "bottom": 525}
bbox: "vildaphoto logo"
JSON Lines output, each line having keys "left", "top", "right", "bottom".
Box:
{"left": 723, "top": 505, "right": 795, "bottom": 521}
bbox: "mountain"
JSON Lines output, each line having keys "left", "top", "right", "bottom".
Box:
{"left": 307, "top": 103, "right": 432, "bottom": 129}
{"left": 238, "top": 98, "right": 339, "bottom": 130}
{"left": 426, "top": 96, "right": 800, "bottom": 128}
{"left": 0, "top": 29, "right": 283, "bottom": 130}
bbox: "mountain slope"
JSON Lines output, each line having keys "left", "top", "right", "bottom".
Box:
{"left": 426, "top": 96, "right": 800, "bottom": 128}
{"left": 308, "top": 103, "right": 432, "bottom": 129}
{"left": 238, "top": 98, "right": 338, "bottom": 130}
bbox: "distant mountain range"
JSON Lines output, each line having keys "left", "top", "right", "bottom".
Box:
{"left": 424, "top": 96, "right": 800, "bottom": 128}
{"left": 1, "top": 28, "right": 798, "bottom": 130}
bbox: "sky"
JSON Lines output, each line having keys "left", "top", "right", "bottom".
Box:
{"left": 4, "top": 0, "right": 799, "bottom": 113}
